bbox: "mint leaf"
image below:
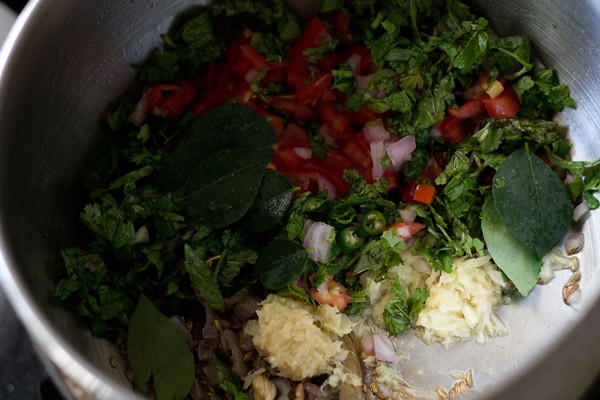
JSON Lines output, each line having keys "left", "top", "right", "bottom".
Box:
{"left": 254, "top": 239, "right": 309, "bottom": 290}
{"left": 492, "top": 147, "right": 572, "bottom": 258}
{"left": 127, "top": 295, "right": 194, "bottom": 400}
{"left": 481, "top": 197, "right": 540, "bottom": 296}
{"left": 184, "top": 244, "right": 225, "bottom": 311}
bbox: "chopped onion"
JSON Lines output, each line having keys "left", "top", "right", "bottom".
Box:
{"left": 302, "top": 220, "right": 335, "bottom": 264}
{"left": 345, "top": 53, "right": 362, "bottom": 75}
{"left": 317, "top": 175, "right": 337, "bottom": 199}
{"left": 293, "top": 147, "right": 312, "bottom": 159}
{"left": 130, "top": 225, "right": 150, "bottom": 245}
{"left": 395, "top": 225, "right": 412, "bottom": 239}
{"left": 370, "top": 140, "right": 386, "bottom": 180}
{"left": 128, "top": 90, "right": 149, "bottom": 127}
{"left": 356, "top": 73, "right": 375, "bottom": 92}
{"left": 372, "top": 333, "right": 398, "bottom": 363}
{"left": 361, "top": 332, "right": 375, "bottom": 355}
{"left": 399, "top": 207, "right": 417, "bottom": 223}
{"left": 385, "top": 135, "right": 416, "bottom": 169}
{"left": 244, "top": 68, "right": 258, "bottom": 83}
{"left": 318, "top": 123, "right": 337, "bottom": 147}
{"left": 364, "top": 120, "right": 390, "bottom": 143}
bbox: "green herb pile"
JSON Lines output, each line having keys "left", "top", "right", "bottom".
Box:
{"left": 54, "top": 0, "right": 600, "bottom": 399}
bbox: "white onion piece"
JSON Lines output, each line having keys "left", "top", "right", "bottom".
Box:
{"left": 361, "top": 332, "right": 375, "bottom": 355}
{"left": 372, "top": 333, "right": 398, "bottom": 363}
{"left": 129, "top": 90, "right": 149, "bottom": 127}
{"left": 364, "top": 120, "right": 390, "bottom": 143}
{"left": 318, "top": 124, "right": 337, "bottom": 147}
{"left": 293, "top": 147, "right": 312, "bottom": 159}
{"left": 386, "top": 135, "right": 416, "bottom": 169}
{"left": 244, "top": 68, "right": 258, "bottom": 83}
{"left": 356, "top": 73, "right": 375, "bottom": 92}
{"left": 370, "top": 140, "right": 386, "bottom": 181}
{"left": 399, "top": 208, "right": 417, "bottom": 223}
{"left": 302, "top": 220, "right": 335, "bottom": 264}
{"left": 345, "top": 53, "right": 362, "bottom": 75}
{"left": 131, "top": 225, "right": 150, "bottom": 245}
{"left": 395, "top": 225, "right": 412, "bottom": 239}
{"left": 317, "top": 175, "right": 338, "bottom": 199}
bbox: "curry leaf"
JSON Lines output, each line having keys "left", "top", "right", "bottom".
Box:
{"left": 159, "top": 104, "right": 276, "bottom": 190}
{"left": 481, "top": 197, "right": 540, "bottom": 296}
{"left": 127, "top": 295, "right": 194, "bottom": 400}
{"left": 492, "top": 147, "right": 572, "bottom": 258}
{"left": 180, "top": 147, "right": 271, "bottom": 228}
{"left": 254, "top": 239, "right": 309, "bottom": 290}
{"left": 244, "top": 169, "right": 294, "bottom": 233}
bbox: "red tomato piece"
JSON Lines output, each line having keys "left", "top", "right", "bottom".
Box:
{"left": 412, "top": 184, "right": 436, "bottom": 205}
{"left": 239, "top": 44, "right": 270, "bottom": 70}
{"left": 312, "top": 274, "right": 352, "bottom": 311}
{"left": 340, "top": 131, "right": 371, "bottom": 169}
{"left": 279, "top": 122, "right": 311, "bottom": 148}
{"left": 289, "top": 18, "right": 330, "bottom": 60}
{"left": 269, "top": 97, "right": 318, "bottom": 120}
{"left": 272, "top": 147, "right": 305, "bottom": 170}
{"left": 321, "top": 101, "right": 352, "bottom": 140}
{"left": 447, "top": 99, "right": 486, "bottom": 120}
{"left": 303, "top": 159, "right": 350, "bottom": 198}
{"left": 349, "top": 104, "right": 379, "bottom": 124}
{"left": 483, "top": 84, "right": 520, "bottom": 119}
{"left": 323, "top": 149, "right": 361, "bottom": 172}
{"left": 383, "top": 169, "right": 398, "bottom": 191}
{"left": 332, "top": 11, "right": 351, "bottom": 44}
{"left": 160, "top": 81, "right": 199, "bottom": 118}
{"left": 296, "top": 72, "right": 333, "bottom": 105}
{"left": 384, "top": 221, "right": 426, "bottom": 239}
{"left": 437, "top": 115, "right": 465, "bottom": 143}
{"left": 401, "top": 180, "right": 418, "bottom": 203}
{"left": 419, "top": 156, "right": 443, "bottom": 184}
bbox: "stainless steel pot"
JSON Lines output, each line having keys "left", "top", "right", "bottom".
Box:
{"left": 0, "top": 1, "right": 599, "bottom": 399}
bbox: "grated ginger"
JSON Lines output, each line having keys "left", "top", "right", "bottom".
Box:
{"left": 244, "top": 294, "right": 358, "bottom": 385}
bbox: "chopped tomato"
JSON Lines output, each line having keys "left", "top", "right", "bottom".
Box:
{"left": 320, "top": 101, "right": 352, "bottom": 140}
{"left": 312, "top": 274, "right": 352, "bottom": 311}
{"left": 401, "top": 180, "right": 418, "bottom": 203}
{"left": 269, "top": 96, "right": 318, "bottom": 120}
{"left": 383, "top": 169, "right": 398, "bottom": 190}
{"left": 239, "top": 44, "right": 270, "bottom": 70}
{"left": 265, "top": 115, "right": 285, "bottom": 136}
{"left": 384, "top": 221, "right": 426, "bottom": 239}
{"left": 483, "top": 84, "right": 520, "bottom": 119}
{"left": 420, "top": 156, "right": 443, "bottom": 184}
{"left": 160, "top": 81, "right": 199, "bottom": 118}
{"left": 332, "top": 11, "right": 351, "bottom": 44}
{"left": 447, "top": 99, "right": 486, "bottom": 120}
{"left": 279, "top": 122, "right": 311, "bottom": 148}
{"left": 302, "top": 159, "right": 350, "bottom": 198}
{"left": 412, "top": 183, "right": 436, "bottom": 205}
{"left": 437, "top": 115, "right": 465, "bottom": 143}
{"left": 323, "top": 149, "right": 361, "bottom": 172}
{"left": 349, "top": 104, "right": 379, "bottom": 124}
{"left": 341, "top": 131, "right": 371, "bottom": 169}
{"left": 296, "top": 72, "right": 332, "bottom": 105}
{"left": 272, "top": 147, "right": 305, "bottom": 170}
{"left": 289, "top": 18, "right": 329, "bottom": 60}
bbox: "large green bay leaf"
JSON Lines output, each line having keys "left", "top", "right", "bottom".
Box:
{"left": 181, "top": 147, "right": 272, "bottom": 228}
{"left": 127, "top": 295, "right": 194, "bottom": 400}
{"left": 481, "top": 198, "right": 540, "bottom": 296}
{"left": 159, "top": 103, "right": 276, "bottom": 190}
{"left": 254, "top": 238, "right": 309, "bottom": 291}
{"left": 492, "top": 147, "right": 572, "bottom": 258}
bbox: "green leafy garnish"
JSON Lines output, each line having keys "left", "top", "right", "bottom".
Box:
{"left": 127, "top": 295, "right": 195, "bottom": 400}
{"left": 492, "top": 147, "right": 572, "bottom": 258}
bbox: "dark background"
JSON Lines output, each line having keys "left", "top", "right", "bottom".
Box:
{"left": 1, "top": 0, "right": 600, "bottom": 399}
